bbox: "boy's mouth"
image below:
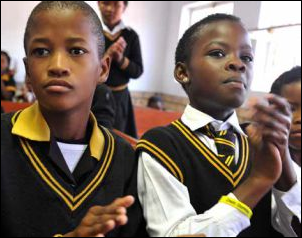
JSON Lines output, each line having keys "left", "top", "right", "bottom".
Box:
{"left": 223, "top": 78, "right": 247, "bottom": 89}
{"left": 44, "top": 80, "right": 73, "bottom": 93}
{"left": 291, "top": 129, "right": 301, "bottom": 138}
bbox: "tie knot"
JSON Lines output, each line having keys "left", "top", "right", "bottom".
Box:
{"left": 202, "top": 124, "right": 233, "bottom": 138}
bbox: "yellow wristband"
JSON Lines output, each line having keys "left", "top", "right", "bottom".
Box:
{"left": 53, "top": 234, "right": 63, "bottom": 237}
{"left": 219, "top": 196, "right": 253, "bottom": 219}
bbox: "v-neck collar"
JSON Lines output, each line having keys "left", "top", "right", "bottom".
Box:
{"left": 172, "top": 120, "right": 249, "bottom": 187}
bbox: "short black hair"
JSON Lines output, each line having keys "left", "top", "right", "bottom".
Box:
{"left": 24, "top": 1, "right": 105, "bottom": 59}
{"left": 270, "top": 66, "right": 301, "bottom": 95}
{"left": 98, "top": 1, "right": 129, "bottom": 7}
{"left": 1, "top": 51, "right": 11, "bottom": 68}
{"left": 147, "top": 96, "right": 163, "bottom": 107}
{"left": 175, "top": 13, "right": 242, "bottom": 65}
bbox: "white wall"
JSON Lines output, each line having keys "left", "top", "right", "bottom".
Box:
{"left": 1, "top": 1, "right": 170, "bottom": 95}
{"left": 1, "top": 1, "right": 40, "bottom": 83}
{"left": 1, "top": 1, "right": 263, "bottom": 97}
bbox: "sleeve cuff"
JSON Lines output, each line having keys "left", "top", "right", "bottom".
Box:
{"left": 273, "top": 181, "right": 301, "bottom": 222}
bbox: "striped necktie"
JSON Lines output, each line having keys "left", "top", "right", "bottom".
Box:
{"left": 202, "top": 124, "right": 237, "bottom": 167}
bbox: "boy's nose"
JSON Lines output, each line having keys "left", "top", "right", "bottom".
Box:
{"left": 227, "top": 57, "right": 246, "bottom": 73}
{"left": 48, "top": 53, "right": 70, "bottom": 77}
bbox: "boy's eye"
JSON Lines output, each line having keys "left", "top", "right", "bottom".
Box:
{"left": 32, "top": 48, "right": 50, "bottom": 57}
{"left": 208, "top": 50, "right": 225, "bottom": 58}
{"left": 70, "top": 48, "right": 86, "bottom": 56}
{"left": 241, "top": 55, "right": 254, "bottom": 63}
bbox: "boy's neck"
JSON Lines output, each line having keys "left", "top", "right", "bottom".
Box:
{"left": 40, "top": 107, "right": 91, "bottom": 142}
{"left": 105, "top": 20, "right": 121, "bottom": 31}
{"left": 190, "top": 102, "right": 235, "bottom": 121}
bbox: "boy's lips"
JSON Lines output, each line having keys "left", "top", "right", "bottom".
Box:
{"left": 291, "top": 129, "right": 301, "bottom": 137}
{"left": 223, "top": 78, "right": 247, "bottom": 89}
{"left": 44, "top": 79, "right": 73, "bottom": 93}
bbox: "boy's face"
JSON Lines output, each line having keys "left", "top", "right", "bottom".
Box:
{"left": 281, "top": 81, "right": 301, "bottom": 150}
{"left": 24, "top": 10, "right": 109, "bottom": 113}
{"left": 1, "top": 54, "right": 9, "bottom": 72}
{"left": 178, "top": 21, "right": 254, "bottom": 116}
{"left": 98, "top": 1, "right": 126, "bottom": 28}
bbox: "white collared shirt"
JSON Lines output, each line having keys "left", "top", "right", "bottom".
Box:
{"left": 101, "top": 20, "right": 127, "bottom": 36}
{"left": 181, "top": 105, "right": 246, "bottom": 164}
{"left": 138, "top": 105, "right": 301, "bottom": 237}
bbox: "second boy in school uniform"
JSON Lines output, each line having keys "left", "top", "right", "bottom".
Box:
{"left": 137, "top": 14, "right": 301, "bottom": 237}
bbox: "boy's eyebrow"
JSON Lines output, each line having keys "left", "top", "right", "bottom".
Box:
{"left": 30, "top": 37, "right": 87, "bottom": 45}
{"left": 65, "top": 37, "right": 88, "bottom": 44}
{"left": 30, "top": 38, "right": 51, "bottom": 45}
{"left": 205, "top": 41, "right": 253, "bottom": 50}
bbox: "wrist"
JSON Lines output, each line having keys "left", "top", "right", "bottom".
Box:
{"left": 219, "top": 195, "right": 253, "bottom": 219}
{"left": 275, "top": 148, "right": 297, "bottom": 191}
{"left": 119, "top": 57, "right": 129, "bottom": 70}
{"left": 234, "top": 176, "right": 273, "bottom": 209}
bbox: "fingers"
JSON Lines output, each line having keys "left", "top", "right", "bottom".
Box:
{"left": 91, "top": 196, "right": 135, "bottom": 216}
{"left": 117, "top": 37, "right": 127, "bottom": 48}
{"left": 75, "top": 196, "right": 134, "bottom": 237}
{"left": 253, "top": 103, "right": 291, "bottom": 129}
{"left": 252, "top": 96, "right": 292, "bottom": 134}
{"left": 266, "top": 94, "right": 292, "bottom": 116}
{"left": 112, "top": 196, "right": 135, "bottom": 208}
{"left": 83, "top": 220, "right": 115, "bottom": 237}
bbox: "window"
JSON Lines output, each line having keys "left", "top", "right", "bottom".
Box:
{"left": 179, "top": 1, "right": 234, "bottom": 39}
{"left": 250, "top": 1, "right": 301, "bottom": 92}
{"left": 190, "top": 2, "right": 234, "bottom": 26}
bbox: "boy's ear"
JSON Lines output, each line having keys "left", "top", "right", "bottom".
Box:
{"left": 174, "top": 62, "right": 190, "bottom": 85}
{"left": 98, "top": 54, "right": 111, "bottom": 84}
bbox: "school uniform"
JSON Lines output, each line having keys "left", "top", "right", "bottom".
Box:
{"left": 91, "top": 84, "right": 116, "bottom": 129}
{"left": 1, "top": 103, "right": 147, "bottom": 237}
{"left": 1, "top": 70, "right": 16, "bottom": 100}
{"left": 103, "top": 21, "right": 143, "bottom": 138}
{"left": 137, "top": 105, "right": 301, "bottom": 237}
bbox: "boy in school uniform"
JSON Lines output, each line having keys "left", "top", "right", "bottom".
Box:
{"left": 91, "top": 83, "right": 116, "bottom": 129}
{"left": 1, "top": 2, "right": 146, "bottom": 237}
{"left": 1, "top": 51, "right": 16, "bottom": 101}
{"left": 271, "top": 66, "right": 301, "bottom": 168}
{"left": 98, "top": 1, "right": 144, "bottom": 138}
{"left": 270, "top": 66, "right": 301, "bottom": 237}
{"left": 136, "top": 14, "right": 301, "bottom": 237}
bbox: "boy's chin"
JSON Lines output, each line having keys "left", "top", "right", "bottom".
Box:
{"left": 222, "top": 96, "right": 246, "bottom": 109}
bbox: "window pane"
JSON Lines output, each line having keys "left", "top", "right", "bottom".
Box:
{"left": 190, "top": 3, "right": 234, "bottom": 25}
{"left": 250, "top": 25, "right": 301, "bottom": 92}
{"left": 259, "top": 1, "right": 301, "bottom": 28}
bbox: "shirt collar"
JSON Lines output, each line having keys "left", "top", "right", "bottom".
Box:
{"left": 181, "top": 104, "right": 246, "bottom": 136}
{"left": 12, "top": 102, "right": 105, "bottom": 161}
{"left": 101, "top": 20, "right": 127, "bottom": 36}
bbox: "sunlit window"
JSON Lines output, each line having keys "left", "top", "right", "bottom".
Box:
{"left": 251, "top": 1, "right": 301, "bottom": 92}
{"left": 179, "top": 1, "right": 234, "bottom": 39}
{"left": 190, "top": 2, "right": 234, "bottom": 26}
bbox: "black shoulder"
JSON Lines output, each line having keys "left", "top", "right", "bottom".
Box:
{"left": 1, "top": 112, "right": 15, "bottom": 132}
{"left": 102, "top": 127, "right": 135, "bottom": 158}
{"left": 139, "top": 125, "right": 176, "bottom": 143}
{"left": 136, "top": 125, "right": 185, "bottom": 183}
{"left": 124, "top": 27, "right": 139, "bottom": 36}
{"left": 1, "top": 112, "right": 18, "bottom": 149}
